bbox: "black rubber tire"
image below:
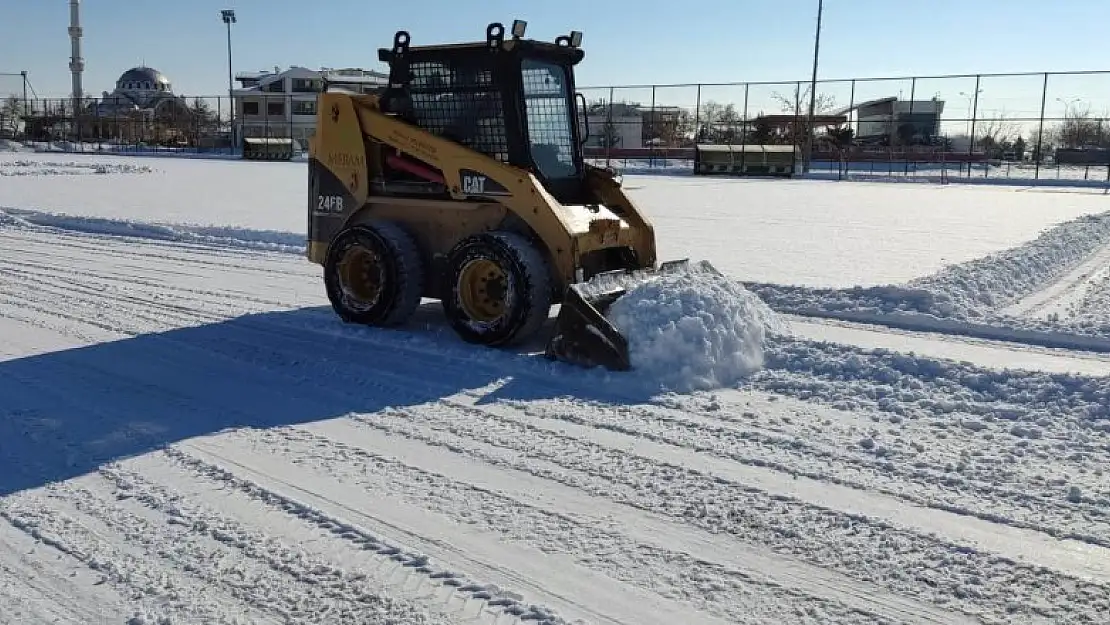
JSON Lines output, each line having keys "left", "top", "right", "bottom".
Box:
{"left": 323, "top": 221, "right": 425, "bottom": 327}
{"left": 442, "top": 231, "right": 552, "bottom": 347}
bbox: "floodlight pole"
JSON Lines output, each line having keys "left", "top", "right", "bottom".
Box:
{"left": 803, "top": 0, "right": 823, "bottom": 174}
{"left": 221, "top": 9, "right": 236, "bottom": 148}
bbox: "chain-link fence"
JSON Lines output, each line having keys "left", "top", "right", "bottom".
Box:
{"left": 5, "top": 70, "right": 1110, "bottom": 185}
{"left": 581, "top": 70, "right": 1110, "bottom": 185}
{"left": 0, "top": 93, "right": 324, "bottom": 156}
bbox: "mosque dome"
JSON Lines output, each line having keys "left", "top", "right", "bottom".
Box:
{"left": 116, "top": 66, "right": 172, "bottom": 92}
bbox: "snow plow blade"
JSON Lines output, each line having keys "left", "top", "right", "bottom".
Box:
{"left": 544, "top": 259, "right": 719, "bottom": 371}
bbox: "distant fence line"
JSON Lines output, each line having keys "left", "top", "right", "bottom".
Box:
{"left": 3, "top": 69, "right": 1110, "bottom": 185}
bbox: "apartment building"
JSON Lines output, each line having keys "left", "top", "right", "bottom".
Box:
{"left": 232, "top": 66, "right": 388, "bottom": 147}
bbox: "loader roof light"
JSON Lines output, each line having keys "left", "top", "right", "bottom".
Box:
{"left": 569, "top": 30, "right": 583, "bottom": 48}
{"left": 511, "top": 20, "right": 528, "bottom": 39}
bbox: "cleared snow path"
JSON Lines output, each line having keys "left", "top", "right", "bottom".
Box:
{"left": 1000, "top": 240, "right": 1110, "bottom": 322}
{"left": 787, "top": 316, "right": 1110, "bottom": 376}
{"left": 3, "top": 219, "right": 1110, "bottom": 624}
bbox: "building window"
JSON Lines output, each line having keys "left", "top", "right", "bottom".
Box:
{"left": 242, "top": 100, "right": 259, "bottom": 116}
{"left": 293, "top": 100, "right": 316, "bottom": 116}
{"left": 267, "top": 100, "right": 284, "bottom": 116}
{"left": 291, "top": 78, "right": 322, "bottom": 93}
{"left": 263, "top": 80, "right": 284, "bottom": 93}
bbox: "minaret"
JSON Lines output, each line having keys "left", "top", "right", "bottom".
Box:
{"left": 68, "top": 0, "right": 84, "bottom": 108}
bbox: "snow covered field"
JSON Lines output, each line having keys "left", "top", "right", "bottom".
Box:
{"left": 4, "top": 152, "right": 1110, "bottom": 287}
{"left": 2, "top": 152, "right": 1110, "bottom": 624}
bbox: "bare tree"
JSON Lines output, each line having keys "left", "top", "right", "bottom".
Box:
{"left": 671, "top": 108, "right": 696, "bottom": 146}
{"left": 771, "top": 83, "right": 837, "bottom": 116}
{"left": 974, "top": 111, "right": 1019, "bottom": 155}
{"left": 1049, "top": 100, "right": 1109, "bottom": 149}
{"left": 697, "top": 100, "right": 743, "bottom": 143}
{"left": 0, "top": 94, "right": 24, "bottom": 136}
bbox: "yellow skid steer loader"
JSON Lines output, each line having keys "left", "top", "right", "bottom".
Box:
{"left": 305, "top": 21, "right": 705, "bottom": 370}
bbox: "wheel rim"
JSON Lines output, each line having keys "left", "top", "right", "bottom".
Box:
{"left": 457, "top": 258, "right": 508, "bottom": 323}
{"left": 337, "top": 245, "right": 385, "bottom": 311}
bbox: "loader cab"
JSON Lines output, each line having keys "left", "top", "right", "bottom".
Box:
{"left": 377, "top": 21, "right": 591, "bottom": 204}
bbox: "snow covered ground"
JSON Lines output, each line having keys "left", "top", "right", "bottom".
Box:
{"left": 2, "top": 152, "right": 1110, "bottom": 624}
{"left": 5, "top": 151, "right": 1110, "bottom": 287}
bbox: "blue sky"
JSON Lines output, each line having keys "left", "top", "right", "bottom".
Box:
{"left": 2, "top": 0, "right": 1109, "bottom": 126}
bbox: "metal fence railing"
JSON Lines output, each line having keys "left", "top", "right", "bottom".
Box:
{"left": 4, "top": 69, "right": 1110, "bottom": 185}
{"left": 576, "top": 70, "right": 1110, "bottom": 185}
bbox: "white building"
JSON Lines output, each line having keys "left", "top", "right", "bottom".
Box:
{"left": 583, "top": 113, "right": 643, "bottom": 149}
{"left": 232, "top": 66, "right": 388, "bottom": 148}
{"left": 582, "top": 102, "right": 687, "bottom": 150}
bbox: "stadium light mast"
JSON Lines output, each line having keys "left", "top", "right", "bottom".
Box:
{"left": 221, "top": 9, "right": 237, "bottom": 148}
{"left": 803, "top": 0, "right": 823, "bottom": 174}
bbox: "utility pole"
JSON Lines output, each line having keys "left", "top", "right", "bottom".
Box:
{"left": 803, "top": 0, "right": 824, "bottom": 174}
{"left": 221, "top": 9, "right": 237, "bottom": 149}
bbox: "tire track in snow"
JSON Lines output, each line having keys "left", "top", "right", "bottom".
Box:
{"left": 6, "top": 235, "right": 1108, "bottom": 558}
{"left": 174, "top": 310, "right": 1110, "bottom": 555}
{"left": 0, "top": 310, "right": 990, "bottom": 617}
{"left": 0, "top": 487, "right": 283, "bottom": 625}
{"left": 5, "top": 227, "right": 1110, "bottom": 623}
{"left": 0, "top": 221, "right": 301, "bottom": 269}
{"left": 468, "top": 395, "right": 1110, "bottom": 577}
{"left": 325, "top": 401, "right": 1110, "bottom": 623}
{"left": 502, "top": 395, "right": 1110, "bottom": 550}
{"left": 0, "top": 520, "right": 131, "bottom": 625}
{"left": 158, "top": 444, "right": 756, "bottom": 625}
{"left": 1001, "top": 240, "right": 1110, "bottom": 321}
{"left": 171, "top": 310, "right": 1110, "bottom": 555}
{"left": 8, "top": 241, "right": 1109, "bottom": 587}
{"left": 168, "top": 433, "right": 908, "bottom": 625}
{"left": 85, "top": 465, "right": 472, "bottom": 625}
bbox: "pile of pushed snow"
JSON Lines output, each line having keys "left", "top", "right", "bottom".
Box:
{"left": 0, "top": 159, "right": 153, "bottom": 176}
{"left": 907, "top": 210, "right": 1110, "bottom": 316}
{"left": 0, "top": 208, "right": 305, "bottom": 253}
{"left": 606, "top": 262, "right": 785, "bottom": 392}
{"left": 746, "top": 210, "right": 1110, "bottom": 337}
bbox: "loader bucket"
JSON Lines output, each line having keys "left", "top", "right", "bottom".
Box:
{"left": 544, "top": 259, "right": 719, "bottom": 371}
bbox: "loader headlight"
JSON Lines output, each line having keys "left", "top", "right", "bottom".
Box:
{"left": 569, "top": 30, "right": 583, "bottom": 47}
{"left": 511, "top": 20, "right": 527, "bottom": 39}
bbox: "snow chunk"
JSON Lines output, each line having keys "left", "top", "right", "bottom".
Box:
{"left": 606, "top": 263, "right": 785, "bottom": 392}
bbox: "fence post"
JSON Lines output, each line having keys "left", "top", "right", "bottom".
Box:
{"left": 741, "top": 83, "right": 749, "bottom": 173}
{"left": 793, "top": 81, "right": 801, "bottom": 172}
{"left": 606, "top": 86, "right": 614, "bottom": 168}
{"left": 846, "top": 79, "right": 855, "bottom": 178}
{"left": 20, "top": 71, "right": 29, "bottom": 131}
{"left": 967, "top": 74, "right": 980, "bottom": 176}
{"left": 650, "top": 85, "right": 656, "bottom": 166}
{"left": 693, "top": 83, "right": 701, "bottom": 146}
{"left": 905, "top": 77, "right": 916, "bottom": 175}
{"left": 1035, "top": 72, "right": 1048, "bottom": 181}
